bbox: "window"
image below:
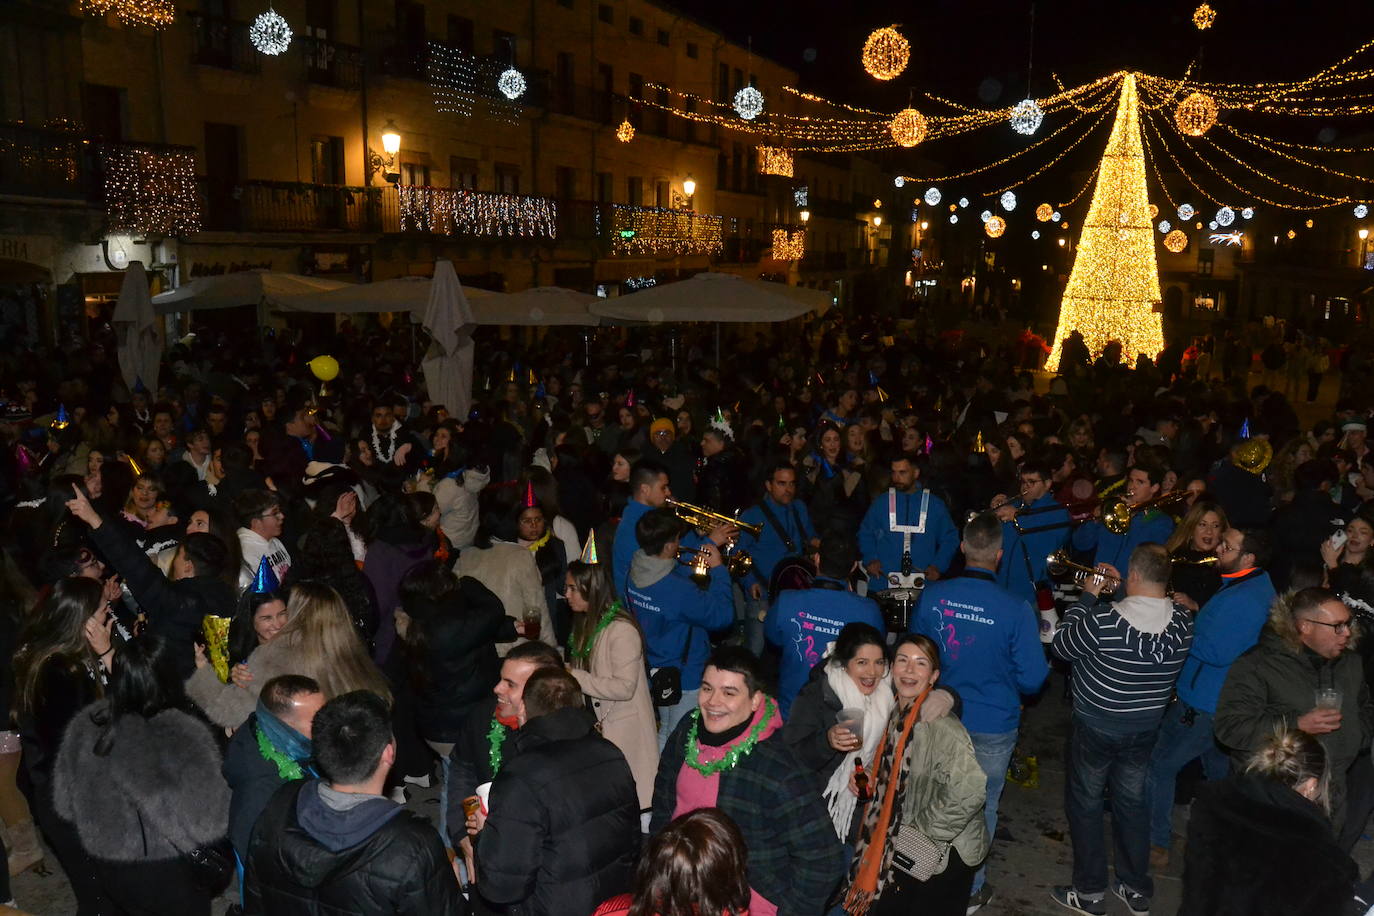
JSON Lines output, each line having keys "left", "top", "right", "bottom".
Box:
{"left": 82, "top": 84, "right": 125, "bottom": 142}
{"left": 310, "top": 136, "right": 344, "bottom": 184}
{"left": 493, "top": 29, "right": 516, "bottom": 65}
{"left": 627, "top": 176, "right": 643, "bottom": 206}
{"left": 598, "top": 4, "right": 612, "bottom": 23}
{"left": 1197, "top": 248, "right": 1214, "bottom": 276}
{"left": 717, "top": 63, "right": 729, "bottom": 102}
{"left": 446, "top": 15, "right": 473, "bottom": 51}
{"left": 557, "top": 0, "right": 573, "bottom": 7}
{"left": 629, "top": 16, "right": 643, "bottom": 35}
{"left": 553, "top": 52, "right": 575, "bottom": 112}
{"left": 449, "top": 157, "right": 478, "bottom": 190}
{"left": 395, "top": 1, "right": 425, "bottom": 47}
{"left": 684, "top": 97, "right": 696, "bottom": 143}
{"left": 657, "top": 29, "right": 669, "bottom": 46}
{"left": 628, "top": 72, "right": 643, "bottom": 127}
{"left": 686, "top": 41, "right": 698, "bottom": 59}
{"left": 495, "top": 163, "right": 520, "bottom": 195}
{"left": 556, "top": 166, "right": 577, "bottom": 199}
{"left": 595, "top": 171, "right": 613, "bottom": 203}
{"left": 400, "top": 162, "right": 431, "bottom": 186}
{"left": 655, "top": 180, "right": 669, "bottom": 208}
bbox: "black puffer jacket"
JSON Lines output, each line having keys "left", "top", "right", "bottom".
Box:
{"left": 89, "top": 519, "right": 236, "bottom": 677}
{"left": 410, "top": 577, "right": 514, "bottom": 743}
{"left": 245, "top": 778, "right": 464, "bottom": 916}
{"left": 476, "top": 706, "right": 639, "bottom": 916}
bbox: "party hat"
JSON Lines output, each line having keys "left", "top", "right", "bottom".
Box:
{"left": 202, "top": 615, "right": 231, "bottom": 683}
{"left": 974, "top": 430, "right": 986, "bottom": 454}
{"left": 13, "top": 444, "right": 31, "bottom": 475}
{"left": 875, "top": 386, "right": 889, "bottom": 403}
{"left": 777, "top": 414, "right": 786, "bottom": 430}
{"left": 523, "top": 481, "right": 537, "bottom": 508}
{"left": 127, "top": 455, "right": 144, "bottom": 476}
{"left": 626, "top": 389, "right": 636, "bottom": 408}
{"left": 1239, "top": 418, "right": 1251, "bottom": 439}
{"left": 50, "top": 404, "right": 69, "bottom": 430}
{"left": 535, "top": 382, "right": 546, "bottom": 399}
{"left": 868, "top": 370, "right": 879, "bottom": 386}
{"left": 924, "top": 434, "right": 934, "bottom": 453}
{"left": 506, "top": 368, "right": 517, "bottom": 383}
{"left": 132, "top": 378, "right": 148, "bottom": 395}
{"left": 579, "top": 532, "right": 599, "bottom": 564}
{"left": 527, "top": 368, "right": 537, "bottom": 386}
{"left": 715, "top": 407, "right": 726, "bottom": 423}
{"left": 251, "top": 556, "right": 280, "bottom": 594}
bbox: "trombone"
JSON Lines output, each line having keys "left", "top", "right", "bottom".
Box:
{"left": 1046, "top": 550, "right": 1122, "bottom": 595}
{"left": 666, "top": 498, "right": 760, "bottom": 580}
{"left": 1101, "top": 490, "right": 1190, "bottom": 535}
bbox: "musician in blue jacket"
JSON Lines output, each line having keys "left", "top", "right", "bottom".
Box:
{"left": 625, "top": 508, "right": 734, "bottom": 749}
{"left": 858, "top": 452, "right": 959, "bottom": 594}
{"left": 613, "top": 460, "right": 726, "bottom": 601}
{"left": 1070, "top": 463, "right": 1175, "bottom": 582}
{"left": 994, "top": 459, "right": 1073, "bottom": 611}
{"left": 739, "top": 461, "right": 818, "bottom": 654}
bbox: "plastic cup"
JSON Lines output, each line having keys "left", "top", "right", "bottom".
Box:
{"left": 1316, "top": 687, "right": 1342, "bottom": 710}
{"left": 522, "top": 607, "right": 542, "bottom": 640}
{"left": 837, "top": 707, "right": 865, "bottom": 739}
{"left": 475, "top": 781, "right": 492, "bottom": 816}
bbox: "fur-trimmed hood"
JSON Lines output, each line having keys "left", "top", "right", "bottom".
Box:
{"left": 53, "top": 702, "right": 229, "bottom": 862}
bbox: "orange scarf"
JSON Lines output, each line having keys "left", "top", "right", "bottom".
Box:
{"left": 842, "top": 687, "right": 928, "bottom": 916}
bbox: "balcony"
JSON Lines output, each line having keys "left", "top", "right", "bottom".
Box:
{"left": 0, "top": 122, "right": 89, "bottom": 201}
{"left": 199, "top": 179, "right": 394, "bottom": 233}
{"left": 188, "top": 13, "right": 260, "bottom": 74}
{"left": 301, "top": 37, "right": 363, "bottom": 91}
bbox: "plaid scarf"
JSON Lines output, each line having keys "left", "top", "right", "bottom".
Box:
{"left": 840, "top": 689, "right": 928, "bottom": 916}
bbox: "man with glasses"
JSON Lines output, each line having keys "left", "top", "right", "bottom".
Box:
{"left": 1215, "top": 587, "right": 1374, "bottom": 848}
{"left": 234, "top": 489, "right": 291, "bottom": 590}
{"left": 1146, "top": 527, "right": 1275, "bottom": 868}
{"left": 580, "top": 399, "right": 619, "bottom": 455}
{"left": 992, "top": 459, "right": 1072, "bottom": 627}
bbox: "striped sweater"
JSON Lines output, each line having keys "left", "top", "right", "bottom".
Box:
{"left": 1052, "top": 593, "right": 1195, "bottom": 733}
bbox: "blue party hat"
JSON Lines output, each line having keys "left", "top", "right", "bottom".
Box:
{"left": 1239, "top": 418, "right": 1251, "bottom": 439}
{"left": 50, "top": 404, "right": 70, "bottom": 430}
{"left": 251, "top": 556, "right": 280, "bottom": 594}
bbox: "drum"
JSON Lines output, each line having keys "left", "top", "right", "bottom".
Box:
{"left": 768, "top": 556, "right": 816, "bottom": 604}
{"left": 875, "top": 587, "right": 922, "bottom": 633}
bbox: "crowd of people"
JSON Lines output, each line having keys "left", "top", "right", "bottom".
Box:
{"left": 3, "top": 312, "right": 1374, "bottom": 915}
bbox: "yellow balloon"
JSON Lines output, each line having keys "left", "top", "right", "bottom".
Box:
{"left": 308, "top": 355, "right": 339, "bottom": 382}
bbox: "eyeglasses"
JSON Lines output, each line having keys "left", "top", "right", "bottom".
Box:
{"left": 1216, "top": 540, "right": 1238, "bottom": 554}
{"left": 1306, "top": 617, "right": 1354, "bottom": 634}
{"left": 257, "top": 509, "right": 284, "bottom": 520}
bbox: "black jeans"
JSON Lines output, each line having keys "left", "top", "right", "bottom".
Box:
{"left": 31, "top": 789, "right": 110, "bottom": 915}
{"left": 869, "top": 848, "right": 977, "bottom": 916}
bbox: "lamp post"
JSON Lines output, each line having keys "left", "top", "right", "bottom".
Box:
{"left": 370, "top": 120, "right": 402, "bottom": 184}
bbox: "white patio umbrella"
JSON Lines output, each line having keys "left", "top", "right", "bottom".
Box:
{"left": 588, "top": 272, "right": 831, "bottom": 324}
{"left": 150, "top": 270, "right": 349, "bottom": 315}
{"left": 419, "top": 260, "right": 477, "bottom": 417}
{"left": 113, "top": 261, "right": 160, "bottom": 394}
{"left": 470, "top": 287, "right": 601, "bottom": 326}
{"left": 286, "top": 278, "right": 597, "bottom": 326}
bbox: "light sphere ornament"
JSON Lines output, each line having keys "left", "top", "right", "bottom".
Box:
{"left": 1149, "top": 204, "right": 1159, "bottom": 219}
{"left": 1164, "top": 229, "right": 1188, "bottom": 253}
{"left": 250, "top": 7, "right": 292, "bottom": 55}
{"left": 1051, "top": 210, "right": 1061, "bottom": 221}
{"left": 1175, "top": 92, "right": 1218, "bottom": 137}
{"left": 1178, "top": 203, "right": 1196, "bottom": 220}
{"left": 924, "top": 187, "right": 942, "bottom": 206}
{"left": 1009, "top": 98, "right": 1044, "bottom": 136}
{"left": 1159, "top": 220, "right": 1172, "bottom": 233}
{"left": 893, "top": 176, "right": 905, "bottom": 188}
{"left": 985, "top": 215, "right": 1006, "bottom": 238}
{"left": 1000, "top": 190, "right": 1017, "bottom": 211}
{"left": 949, "top": 213, "right": 959, "bottom": 224}
{"left": 1215, "top": 206, "right": 1235, "bottom": 227}
{"left": 498, "top": 67, "right": 526, "bottom": 100}
{"left": 1242, "top": 207, "right": 1255, "bottom": 220}
{"left": 1031, "top": 230, "right": 1040, "bottom": 239}
{"left": 1036, "top": 203, "right": 1053, "bottom": 222}
{"left": 862, "top": 26, "right": 910, "bottom": 81}
{"left": 615, "top": 119, "right": 635, "bottom": 142}
{"left": 979, "top": 210, "right": 993, "bottom": 224}
{"left": 889, "top": 107, "right": 928, "bottom": 148}
{"left": 1356, "top": 204, "right": 1369, "bottom": 219}
{"left": 1209, "top": 220, "right": 1218, "bottom": 230}
{"left": 958, "top": 197, "right": 969, "bottom": 208}
{"left": 733, "top": 85, "right": 764, "bottom": 120}
{"left": 1193, "top": 3, "right": 1216, "bottom": 30}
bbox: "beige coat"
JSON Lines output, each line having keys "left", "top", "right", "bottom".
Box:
{"left": 184, "top": 637, "right": 297, "bottom": 729}
{"left": 570, "top": 617, "right": 659, "bottom": 809}
{"left": 454, "top": 542, "right": 555, "bottom": 656}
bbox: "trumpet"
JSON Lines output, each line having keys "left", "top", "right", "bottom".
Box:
{"left": 677, "top": 547, "right": 714, "bottom": 589}
{"left": 1046, "top": 550, "right": 1122, "bottom": 594}
{"left": 1101, "top": 490, "right": 1190, "bottom": 535}
{"left": 666, "top": 498, "right": 763, "bottom": 538}
{"left": 1172, "top": 554, "right": 1219, "bottom": 567}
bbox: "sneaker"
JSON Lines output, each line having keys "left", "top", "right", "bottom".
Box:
{"left": 1050, "top": 886, "right": 1107, "bottom": 916}
{"left": 966, "top": 884, "right": 994, "bottom": 914}
{"left": 1113, "top": 881, "right": 1151, "bottom": 916}
{"left": 1148, "top": 844, "right": 1169, "bottom": 870}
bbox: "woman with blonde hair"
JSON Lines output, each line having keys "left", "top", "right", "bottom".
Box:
{"left": 1165, "top": 499, "right": 1228, "bottom": 609}
{"left": 186, "top": 581, "right": 390, "bottom": 729}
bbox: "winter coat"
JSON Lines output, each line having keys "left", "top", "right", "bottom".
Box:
{"left": 895, "top": 715, "right": 990, "bottom": 877}
{"left": 1207, "top": 462, "right": 1276, "bottom": 530}
{"left": 53, "top": 702, "right": 229, "bottom": 862}
{"left": 185, "top": 636, "right": 298, "bottom": 729}
{"left": 627, "top": 551, "right": 734, "bottom": 691}
{"left": 1175, "top": 569, "right": 1276, "bottom": 715}
{"left": 245, "top": 779, "right": 464, "bottom": 915}
{"left": 476, "top": 706, "right": 640, "bottom": 916}
{"left": 766, "top": 578, "right": 885, "bottom": 717}
{"left": 779, "top": 671, "right": 847, "bottom": 777}
{"left": 18, "top": 658, "right": 103, "bottom": 798}
{"left": 1180, "top": 774, "right": 1356, "bottom": 916}
{"left": 570, "top": 617, "right": 659, "bottom": 809}
{"left": 1214, "top": 629, "right": 1373, "bottom": 827}
{"left": 454, "top": 542, "right": 555, "bottom": 656}
{"left": 428, "top": 467, "right": 489, "bottom": 551}
{"left": 364, "top": 538, "right": 431, "bottom": 664}
{"left": 223, "top": 712, "right": 301, "bottom": 861}
{"left": 409, "top": 578, "right": 514, "bottom": 743}
{"left": 651, "top": 715, "right": 845, "bottom": 916}
{"left": 90, "top": 519, "right": 237, "bottom": 677}
{"left": 1271, "top": 489, "right": 1346, "bottom": 591}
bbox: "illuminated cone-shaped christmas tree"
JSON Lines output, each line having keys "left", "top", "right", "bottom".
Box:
{"left": 1047, "top": 73, "right": 1165, "bottom": 369}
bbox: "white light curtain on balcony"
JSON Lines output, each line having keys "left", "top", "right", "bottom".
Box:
{"left": 113, "top": 261, "right": 161, "bottom": 395}
{"left": 420, "top": 260, "right": 476, "bottom": 418}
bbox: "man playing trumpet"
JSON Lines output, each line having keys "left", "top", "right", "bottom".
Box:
{"left": 1071, "top": 461, "right": 1176, "bottom": 584}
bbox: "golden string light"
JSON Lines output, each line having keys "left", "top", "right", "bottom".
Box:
{"left": 1193, "top": 3, "right": 1216, "bottom": 30}
{"left": 610, "top": 207, "right": 723, "bottom": 255}
{"left": 1047, "top": 75, "right": 1164, "bottom": 370}
{"left": 1174, "top": 92, "right": 1218, "bottom": 136}
{"left": 757, "top": 146, "right": 795, "bottom": 177}
{"left": 985, "top": 215, "right": 1006, "bottom": 238}
{"left": 862, "top": 26, "right": 910, "bottom": 81}
{"left": 80, "top": 0, "right": 175, "bottom": 28}
{"left": 1036, "top": 203, "right": 1054, "bottom": 221}
{"left": 616, "top": 119, "right": 635, "bottom": 142}
{"left": 398, "top": 186, "right": 557, "bottom": 238}
{"left": 889, "top": 108, "right": 929, "bottom": 148}
{"left": 1163, "top": 229, "right": 1189, "bottom": 253}
{"left": 98, "top": 144, "right": 200, "bottom": 235}
{"left": 771, "top": 228, "right": 806, "bottom": 259}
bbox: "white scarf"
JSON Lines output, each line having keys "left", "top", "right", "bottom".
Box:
{"left": 822, "top": 661, "right": 894, "bottom": 839}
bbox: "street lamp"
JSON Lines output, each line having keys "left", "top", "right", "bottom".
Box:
{"left": 672, "top": 176, "right": 697, "bottom": 210}
{"left": 799, "top": 209, "right": 811, "bottom": 223}
{"left": 873, "top": 216, "right": 883, "bottom": 228}
{"left": 682, "top": 176, "right": 696, "bottom": 198}
{"left": 369, "top": 120, "right": 403, "bottom": 184}
{"left": 1360, "top": 228, "right": 1369, "bottom": 240}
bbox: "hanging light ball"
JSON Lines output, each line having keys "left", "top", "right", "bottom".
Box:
{"left": 1242, "top": 207, "right": 1255, "bottom": 220}
{"left": 889, "top": 108, "right": 928, "bottom": 148}
{"left": 1193, "top": 3, "right": 1217, "bottom": 29}
{"left": 924, "top": 187, "right": 942, "bottom": 206}
{"left": 1306, "top": 218, "right": 1315, "bottom": 228}
{"left": 1149, "top": 204, "right": 1159, "bottom": 219}
{"left": 958, "top": 197, "right": 970, "bottom": 208}
{"left": 893, "top": 176, "right": 905, "bottom": 188}
{"left": 733, "top": 85, "right": 764, "bottom": 120}
{"left": 1356, "top": 204, "right": 1369, "bottom": 219}
{"left": 497, "top": 67, "right": 527, "bottom": 100}
{"left": 862, "top": 26, "right": 910, "bottom": 81}
{"left": 1208, "top": 220, "right": 1218, "bottom": 230}
{"left": 1159, "top": 220, "right": 1172, "bottom": 233}
{"left": 1031, "top": 230, "right": 1041, "bottom": 239}
{"left": 1287, "top": 229, "right": 1297, "bottom": 239}
{"left": 949, "top": 213, "right": 959, "bottom": 224}
{"left": 1051, "top": 210, "right": 1061, "bottom": 221}
{"left": 1178, "top": 203, "right": 1196, "bottom": 220}
{"left": 979, "top": 210, "right": 993, "bottom": 224}
{"left": 1215, "top": 206, "right": 1235, "bottom": 227}
{"left": 1000, "top": 191, "right": 1017, "bottom": 211}
{"left": 985, "top": 215, "right": 1006, "bottom": 238}
{"left": 1164, "top": 229, "right": 1189, "bottom": 253}
{"left": 949, "top": 204, "right": 957, "bottom": 212}
{"left": 250, "top": 8, "right": 292, "bottom": 55}
{"left": 1175, "top": 92, "right": 1218, "bottom": 137}
{"left": 1035, "top": 203, "right": 1053, "bottom": 222}
{"left": 1009, "top": 98, "right": 1044, "bottom": 136}
{"left": 615, "top": 119, "right": 635, "bottom": 142}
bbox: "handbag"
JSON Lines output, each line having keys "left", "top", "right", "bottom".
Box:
{"left": 183, "top": 838, "right": 235, "bottom": 894}
{"left": 889, "top": 824, "right": 950, "bottom": 881}
{"left": 650, "top": 631, "right": 692, "bottom": 707}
